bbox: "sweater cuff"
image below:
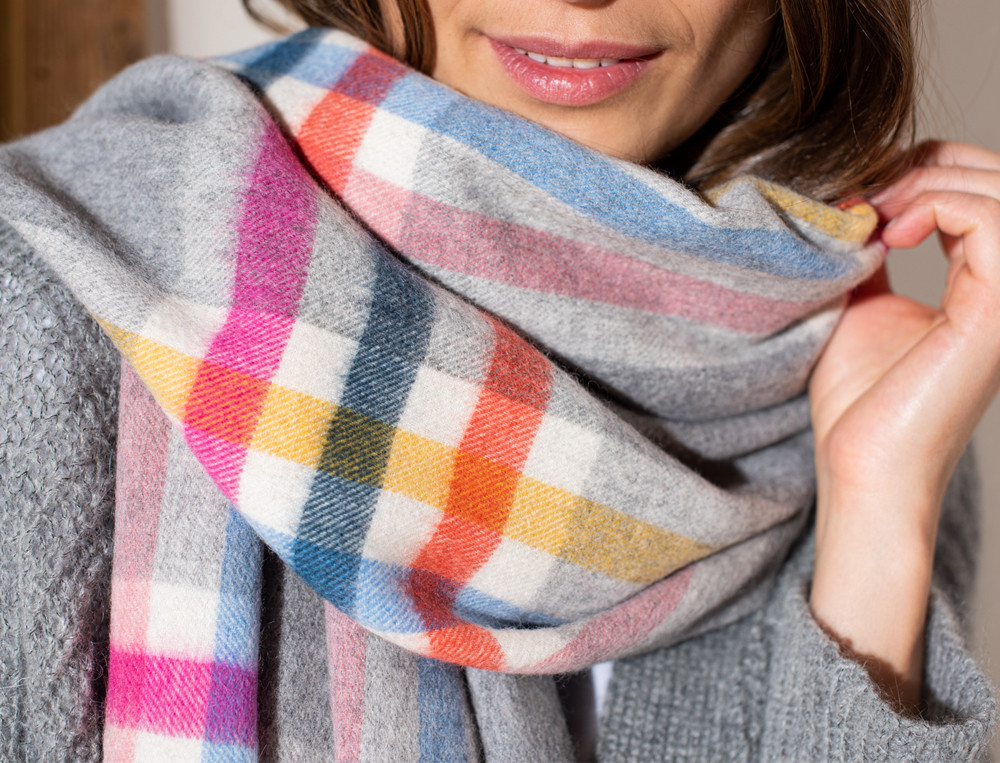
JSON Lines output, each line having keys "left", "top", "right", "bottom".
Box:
{"left": 764, "top": 578, "right": 996, "bottom": 761}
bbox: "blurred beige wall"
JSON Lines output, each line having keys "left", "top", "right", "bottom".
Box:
{"left": 165, "top": 0, "right": 1000, "bottom": 752}
{"left": 902, "top": 3, "right": 1000, "bottom": 758}
{"left": 152, "top": 0, "right": 300, "bottom": 57}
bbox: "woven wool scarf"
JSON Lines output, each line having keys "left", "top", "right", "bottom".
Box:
{"left": 0, "top": 28, "right": 884, "bottom": 761}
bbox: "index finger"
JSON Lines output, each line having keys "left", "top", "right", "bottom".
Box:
{"left": 916, "top": 140, "right": 1000, "bottom": 172}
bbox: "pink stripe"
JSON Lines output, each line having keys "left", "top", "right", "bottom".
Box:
{"left": 109, "top": 580, "right": 152, "bottom": 651}
{"left": 112, "top": 363, "right": 172, "bottom": 581}
{"left": 529, "top": 565, "right": 694, "bottom": 672}
{"left": 184, "top": 428, "right": 251, "bottom": 502}
{"left": 343, "top": 161, "right": 408, "bottom": 242}
{"left": 102, "top": 723, "right": 137, "bottom": 762}
{"left": 107, "top": 364, "right": 172, "bottom": 655}
{"left": 346, "top": 171, "right": 821, "bottom": 334}
{"left": 326, "top": 603, "right": 367, "bottom": 763}
{"left": 105, "top": 651, "right": 256, "bottom": 746}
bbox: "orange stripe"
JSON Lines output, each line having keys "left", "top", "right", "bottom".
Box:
{"left": 298, "top": 91, "right": 375, "bottom": 194}
{"left": 427, "top": 624, "right": 505, "bottom": 671}
{"left": 459, "top": 388, "right": 545, "bottom": 468}
{"left": 297, "top": 52, "right": 406, "bottom": 195}
{"left": 412, "top": 513, "right": 501, "bottom": 583}
{"left": 412, "top": 323, "right": 552, "bottom": 659}
{"left": 184, "top": 360, "right": 271, "bottom": 447}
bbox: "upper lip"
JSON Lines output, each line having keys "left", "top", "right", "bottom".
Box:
{"left": 488, "top": 34, "right": 662, "bottom": 61}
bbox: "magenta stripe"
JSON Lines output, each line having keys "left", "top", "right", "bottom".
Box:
{"left": 204, "top": 309, "right": 295, "bottom": 379}
{"left": 202, "top": 123, "right": 317, "bottom": 377}
{"left": 184, "top": 429, "right": 252, "bottom": 504}
{"left": 326, "top": 603, "right": 367, "bottom": 762}
{"left": 347, "top": 170, "right": 822, "bottom": 334}
{"left": 183, "top": 124, "right": 318, "bottom": 489}
{"left": 229, "top": 125, "right": 317, "bottom": 317}
{"left": 105, "top": 651, "right": 255, "bottom": 746}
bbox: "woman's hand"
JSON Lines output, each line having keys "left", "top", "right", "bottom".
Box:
{"left": 808, "top": 141, "right": 1000, "bottom": 713}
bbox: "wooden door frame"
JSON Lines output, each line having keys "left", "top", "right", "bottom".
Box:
{"left": 0, "top": 0, "right": 148, "bottom": 141}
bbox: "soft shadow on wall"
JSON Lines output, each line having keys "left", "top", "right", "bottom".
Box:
{"left": 886, "top": 10, "right": 1000, "bottom": 760}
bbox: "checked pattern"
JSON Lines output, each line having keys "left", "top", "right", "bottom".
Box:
{"left": 0, "top": 28, "right": 883, "bottom": 760}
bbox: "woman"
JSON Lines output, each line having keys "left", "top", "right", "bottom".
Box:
{"left": 0, "top": 0, "right": 997, "bottom": 760}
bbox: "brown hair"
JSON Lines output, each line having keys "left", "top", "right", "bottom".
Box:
{"left": 244, "top": 0, "right": 916, "bottom": 201}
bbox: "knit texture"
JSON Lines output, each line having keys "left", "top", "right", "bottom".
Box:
{"left": 0, "top": 222, "right": 119, "bottom": 761}
{"left": 599, "top": 451, "right": 996, "bottom": 761}
{"left": 0, "top": 28, "right": 995, "bottom": 762}
{"left": 1, "top": 228, "right": 996, "bottom": 760}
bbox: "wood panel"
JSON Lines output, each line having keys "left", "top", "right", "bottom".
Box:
{"left": 0, "top": 0, "right": 147, "bottom": 141}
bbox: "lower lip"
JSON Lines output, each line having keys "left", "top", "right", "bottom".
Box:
{"left": 488, "top": 39, "right": 653, "bottom": 107}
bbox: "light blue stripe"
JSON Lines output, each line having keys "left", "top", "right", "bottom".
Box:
{"left": 417, "top": 659, "right": 470, "bottom": 762}
{"left": 454, "top": 584, "right": 563, "bottom": 628}
{"left": 213, "top": 508, "right": 262, "bottom": 664}
{"left": 353, "top": 559, "right": 564, "bottom": 632}
{"left": 225, "top": 35, "right": 854, "bottom": 281}
{"left": 381, "top": 85, "right": 847, "bottom": 279}
{"left": 201, "top": 742, "right": 256, "bottom": 763}
{"left": 221, "top": 28, "right": 358, "bottom": 91}
{"left": 243, "top": 514, "right": 562, "bottom": 633}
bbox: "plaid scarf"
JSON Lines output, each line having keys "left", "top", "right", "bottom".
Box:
{"left": 0, "top": 28, "right": 883, "bottom": 761}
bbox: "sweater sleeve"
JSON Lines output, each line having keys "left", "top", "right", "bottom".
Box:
{"left": 598, "top": 448, "right": 996, "bottom": 762}
{"left": 0, "top": 220, "right": 120, "bottom": 763}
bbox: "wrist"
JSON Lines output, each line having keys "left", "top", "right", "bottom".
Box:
{"left": 810, "top": 483, "right": 938, "bottom": 713}
{"left": 813, "top": 461, "right": 944, "bottom": 553}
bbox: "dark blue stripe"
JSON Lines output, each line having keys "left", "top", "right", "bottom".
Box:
{"left": 339, "top": 257, "right": 435, "bottom": 419}
{"left": 293, "top": 252, "right": 435, "bottom": 616}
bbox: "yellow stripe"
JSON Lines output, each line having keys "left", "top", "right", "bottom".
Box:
{"left": 559, "top": 498, "right": 715, "bottom": 585}
{"left": 705, "top": 176, "right": 877, "bottom": 243}
{"left": 99, "top": 322, "right": 199, "bottom": 419}
{"left": 505, "top": 478, "right": 576, "bottom": 556}
{"left": 97, "top": 321, "right": 716, "bottom": 585}
{"left": 382, "top": 429, "right": 457, "bottom": 509}
{"left": 250, "top": 385, "right": 336, "bottom": 468}
{"left": 383, "top": 432, "right": 715, "bottom": 583}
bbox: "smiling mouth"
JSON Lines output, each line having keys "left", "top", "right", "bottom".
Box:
{"left": 510, "top": 48, "right": 625, "bottom": 70}
{"left": 488, "top": 38, "right": 659, "bottom": 107}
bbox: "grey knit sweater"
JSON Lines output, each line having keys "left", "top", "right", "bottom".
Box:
{"left": 0, "top": 211, "right": 996, "bottom": 759}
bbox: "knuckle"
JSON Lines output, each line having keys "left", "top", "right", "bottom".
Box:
{"left": 979, "top": 196, "right": 1000, "bottom": 227}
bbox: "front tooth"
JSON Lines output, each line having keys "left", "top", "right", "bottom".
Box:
{"left": 514, "top": 47, "right": 527, "bottom": 54}
{"left": 527, "top": 51, "right": 546, "bottom": 63}
{"left": 600, "top": 59, "right": 618, "bottom": 67}
{"left": 546, "top": 56, "right": 573, "bottom": 67}
{"left": 572, "top": 58, "right": 601, "bottom": 69}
